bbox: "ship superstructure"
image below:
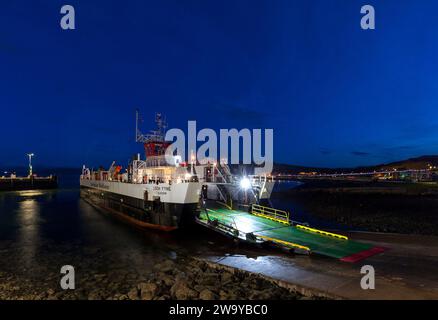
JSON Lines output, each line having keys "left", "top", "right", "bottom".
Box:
{"left": 80, "top": 113, "right": 201, "bottom": 231}
{"left": 195, "top": 160, "right": 275, "bottom": 209}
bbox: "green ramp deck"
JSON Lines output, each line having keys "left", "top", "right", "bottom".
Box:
{"left": 199, "top": 208, "right": 385, "bottom": 262}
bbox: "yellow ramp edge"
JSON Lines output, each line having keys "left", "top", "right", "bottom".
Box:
{"left": 251, "top": 212, "right": 291, "bottom": 225}
{"left": 257, "top": 235, "right": 311, "bottom": 252}
{"left": 296, "top": 224, "right": 348, "bottom": 240}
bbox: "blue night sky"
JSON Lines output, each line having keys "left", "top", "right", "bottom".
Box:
{"left": 1, "top": 0, "right": 438, "bottom": 169}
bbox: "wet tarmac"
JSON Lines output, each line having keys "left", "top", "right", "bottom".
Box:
{"left": 201, "top": 231, "right": 438, "bottom": 299}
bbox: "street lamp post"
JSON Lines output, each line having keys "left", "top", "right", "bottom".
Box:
{"left": 27, "top": 153, "right": 34, "bottom": 177}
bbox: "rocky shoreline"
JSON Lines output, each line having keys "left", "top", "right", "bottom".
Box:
{"left": 0, "top": 256, "right": 326, "bottom": 300}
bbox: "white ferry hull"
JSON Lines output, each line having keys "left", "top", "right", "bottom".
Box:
{"left": 80, "top": 179, "right": 201, "bottom": 231}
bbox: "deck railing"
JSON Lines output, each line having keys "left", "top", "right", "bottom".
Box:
{"left": 251, "top": 204, "right": 290, "bottom": 225}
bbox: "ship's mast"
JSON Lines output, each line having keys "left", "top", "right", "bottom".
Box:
{"left": 135, "top": 110, "right": 170, "bottom": 162}
{"left": 135, "top": 109, "right": 139, "bottom": 142}
{"left": 135, "top": 110, "right": 167, "bottom": 143}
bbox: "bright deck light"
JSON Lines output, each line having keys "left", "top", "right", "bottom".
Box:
{"left": 240, "top": 177, "right": 251, "bottom": 190}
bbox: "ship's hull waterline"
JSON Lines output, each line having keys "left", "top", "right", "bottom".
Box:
{"left": 80, "top": 179, "right": 201, "bottom": 231}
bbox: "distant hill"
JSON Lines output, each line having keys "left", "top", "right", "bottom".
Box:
{"left": 274, "top": 155, "right": 438, "bottom": 174}
{"left": 377, "top": 155, "right": 438, "bottom": 171}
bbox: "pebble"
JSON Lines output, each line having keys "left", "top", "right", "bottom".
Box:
{"left": 0, "top": 254, "right": 321, "bottom": 300}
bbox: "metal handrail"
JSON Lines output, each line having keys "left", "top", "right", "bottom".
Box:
{"left": 251, "top": 204, "right": 290, "bottom": 224}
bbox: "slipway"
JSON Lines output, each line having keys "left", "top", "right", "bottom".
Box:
{"left": 196, "top": 205, "right": 385, "bottom": 262}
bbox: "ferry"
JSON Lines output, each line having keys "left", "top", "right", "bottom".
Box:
{"left": 80, "top": 113, "right": 276, "bottom": 231}
{"left": 80, "top": 113, "right": 202, "bottom": 231}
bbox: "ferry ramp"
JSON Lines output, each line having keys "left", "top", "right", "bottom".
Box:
{"left": 198, "top": 207, "right": 384, "bottom": 262}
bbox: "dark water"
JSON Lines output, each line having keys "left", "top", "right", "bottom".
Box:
{"left": 0, "top": 173, "right": 223, "bottom": 296}
{"left": 0, "top": 173, "right": 348, "bottom": 297}
{"left": 271, "top": 180, "right": 353, "bottom": 231}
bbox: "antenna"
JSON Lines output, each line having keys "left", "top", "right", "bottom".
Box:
{"left": 135, "top": 110, "right": 167, "bottom": 143}
{"left": 152, "top": 113, "right": 167, "bottom": 137}
{"left": 135, "top": 109, "right": 138, "bottom": 142}
{"left": 135, "top": 109, "right": 145, "bottom": 143}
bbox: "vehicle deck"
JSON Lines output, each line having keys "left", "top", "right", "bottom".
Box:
{"left": 198, "top": 207, "right": 385, "bottom": 262}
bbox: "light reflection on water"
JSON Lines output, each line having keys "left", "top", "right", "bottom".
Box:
{"left": 17, "top": 197, "right": 40, "bottom": 267}
{"left": 16, "top": 190, "right": 45, "bottom": 197}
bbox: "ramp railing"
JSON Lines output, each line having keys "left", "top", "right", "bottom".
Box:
{"left": 216, "top": 162, "right": 232, "bottom": 183}
{"left": 251, "top": 204, "right": 291, "bottom": 225}
{"left": 216, "top": 184, "right": 233, "bottom": 209}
